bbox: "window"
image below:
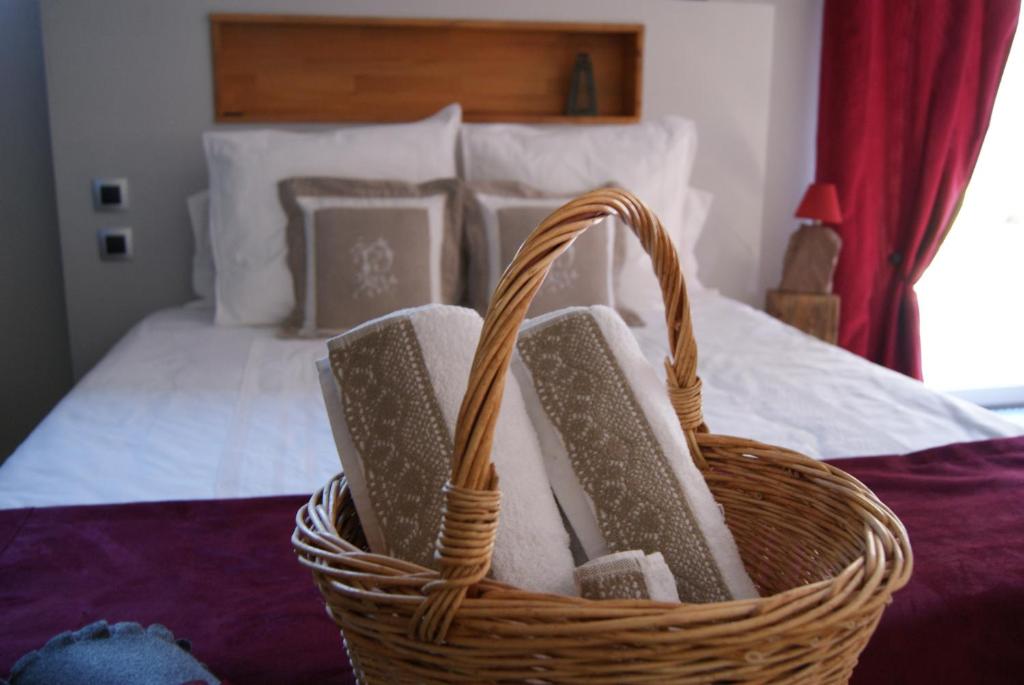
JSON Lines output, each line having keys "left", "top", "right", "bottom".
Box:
{"left": 917, "top": 25, "right": 1024, "bottom": 405}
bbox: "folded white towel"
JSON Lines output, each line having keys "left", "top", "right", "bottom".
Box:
{"left": 317, "top": 304, "right": 576, "bottom": 596}
{"left": 575, "top": 550, "right": 680, "bottom": 602}
{"left": 513, "top": 305, "right": 758, "bottom": 602}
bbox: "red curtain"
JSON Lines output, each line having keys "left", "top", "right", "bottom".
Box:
{"left": 816, "top": 0, "right": 1020, "bottom": 378}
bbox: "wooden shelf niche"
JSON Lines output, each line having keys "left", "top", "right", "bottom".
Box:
{"left": 210, "top": 15, "right": 643, "bottom": 124}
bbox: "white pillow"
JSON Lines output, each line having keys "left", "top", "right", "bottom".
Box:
{"left": 617, "top": 186, "right": 714, "bottom": 310}
{"left": 203, "top": 103, "right": 462, "bottom": 325}
{"left": 460, "top": 117, "right": 699, "bottom": 307}
{"left": 186, "top": 190, "right": 213, "bottom": 301}
{"left": 682, "top": 186, "right": 713, "bottom": 277}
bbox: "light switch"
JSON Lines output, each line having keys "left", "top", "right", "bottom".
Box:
{"left": 98, "top": 227, "right": 133, "bottom": 261}
{"left": 92, "top": 178, "right": 129, "bottom": 210}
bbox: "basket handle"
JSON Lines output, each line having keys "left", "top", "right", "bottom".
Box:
{"left": 411, "top": 187, "right": 706, "bottom": 642}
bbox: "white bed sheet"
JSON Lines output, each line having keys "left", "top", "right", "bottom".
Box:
{"left": 1, "top": 294, "right": 1019, "bottom": 509}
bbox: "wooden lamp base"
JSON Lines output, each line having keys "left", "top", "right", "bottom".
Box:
{"left": 765, "top": 290, "right": 840, "bottom": 345}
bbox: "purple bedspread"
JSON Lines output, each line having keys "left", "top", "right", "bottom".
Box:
{"left": 0, "top": 494, "right": 353, "bottom": 685}
{"left": 830, "top": 436, "right": 1024, "bottom": 684}
{"left": 2, "top": 436, "right": 1023, "bottom": 683}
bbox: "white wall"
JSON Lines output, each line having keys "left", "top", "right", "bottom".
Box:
{"left": 0, "top": 0, "right": 72, "bottom": 459}
{"left": 718, "top": 0, "right": 824, "bottom": 296}
{"left": 756, "top": 0, "right": 823, "bottom": 297}
{"left": 41, "top": 0, "right": 777, "bottom": 377}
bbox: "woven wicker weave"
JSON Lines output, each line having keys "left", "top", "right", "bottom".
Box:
{"left": 293, "top": 188, "right": 912, "bottom": 684}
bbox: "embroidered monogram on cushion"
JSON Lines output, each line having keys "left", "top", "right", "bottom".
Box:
{"left": 518, "top": 313, "right": 731, "bottom": 602}
{"left": 329, "top": 319, "right": 451, "bottom": 568}
{"left": 495, "top": 205, "right": 612, "bottom": 316}
{"left": 314, "top": 208, "right": 432, "bottom": 332}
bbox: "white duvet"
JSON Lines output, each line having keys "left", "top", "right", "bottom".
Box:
{"left": 1, "top": 293, "right": 1018, "bottom": 509}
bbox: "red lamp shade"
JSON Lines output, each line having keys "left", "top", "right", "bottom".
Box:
{"left": 795, "top": 182, "right": 843, "bottom": 224}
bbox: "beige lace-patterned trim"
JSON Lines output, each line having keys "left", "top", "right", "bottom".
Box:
{"left": 518, "top": 313, "right": 731, "bottom": 602}
{"left": 576, "top": 557, "right": 650, "bottom": 600}
{"left": 330, "top": 318, "right": 451, "bottom": 568}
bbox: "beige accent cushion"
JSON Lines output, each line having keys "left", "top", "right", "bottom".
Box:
{"left": 278, "top": 177, "right": 463, "bottom": 335}
{"left": 465, "top": 181, "right": 616, "bottom": 317}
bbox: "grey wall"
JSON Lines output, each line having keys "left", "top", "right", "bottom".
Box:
{"left": 41, "top": 0, "right": 779, "bottom": 378}
{"left": 0, "top": 0, "right": 72, "bottom": 459}
{"left": 752, "top": 0, "right": 823, "bottom": 296}
{"left": 714, "top": 0, "right": 824, "bottom": 296}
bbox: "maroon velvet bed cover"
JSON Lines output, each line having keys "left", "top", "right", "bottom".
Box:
{"left": 2, "top": 436, "right": 1023, "bottom": 683}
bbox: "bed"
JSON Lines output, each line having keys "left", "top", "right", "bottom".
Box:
{"left": 1, "top": 294, "right": 1022, "bottom": 683}
{"left": 1, "top": 292, "right": 1017, "bottom": 510}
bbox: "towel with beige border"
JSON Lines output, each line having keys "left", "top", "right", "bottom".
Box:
{"left": 317, "top": 303, "right": 758, "bottom": 601}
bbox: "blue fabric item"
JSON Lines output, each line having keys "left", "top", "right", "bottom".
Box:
{"left": 4, "top": 620, "right": 219, "bottom": 685}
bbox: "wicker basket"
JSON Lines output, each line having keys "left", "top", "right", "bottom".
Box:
{"left": 293, "top": 188, "right": 912, "bottom": 684}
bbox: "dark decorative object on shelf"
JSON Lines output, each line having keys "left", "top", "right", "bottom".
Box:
{"left": 566, "top": 52, "right": 598, "bottom": 116}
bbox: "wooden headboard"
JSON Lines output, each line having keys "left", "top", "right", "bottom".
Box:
{"left": 210, "top": 14, "right": 643, "bottom": 124}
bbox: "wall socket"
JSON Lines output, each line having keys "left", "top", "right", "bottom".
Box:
{"left": 92, "top": 178, "right": 129, "bottom": 210}
{"left": 98, "top": 227, "right": 132, "bottom": 261}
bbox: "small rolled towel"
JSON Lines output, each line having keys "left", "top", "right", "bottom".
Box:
{"left": 513, "top": 305, "right": 758, "bottom": 602}
{"left": 317, "top": 304, "right": 576, "bottom": 596}
{"left": 575, "top": 550, "right": 680, "bottom": 602}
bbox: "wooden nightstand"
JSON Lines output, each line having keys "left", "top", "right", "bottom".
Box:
{"left": 765, "top": 290, "right": 840, "bottom": 344}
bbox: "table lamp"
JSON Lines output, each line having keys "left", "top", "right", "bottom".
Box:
{"left": 779, "top": 182, "right": 844, "bottom": 293}
{"left": 795, "top": 182, "right": 843, "bottom": 226}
